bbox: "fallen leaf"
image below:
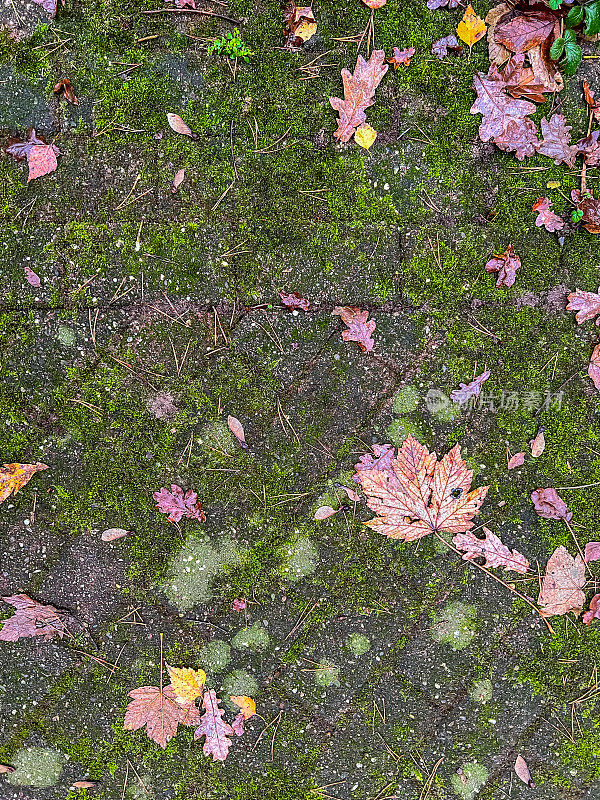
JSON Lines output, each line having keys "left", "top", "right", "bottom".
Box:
{"left": 0, "top": 765, "right": 15, "bottom": 774}
{"left": 279, "top": 291, "right": 310, "bottom": 311}
{"left": 341, "top": 485, "right": 361, "bottom": 503}
{"left": 514, "top": 755, "right": 535, "bottom": 788}
{"left": 329, "top": 51, "right": 388, "bottom": 142}
{"left": 584, "top": 541, "right": 600, "bottom": 562}
{"left": 538, "top": 545, "right": 585, "bottom": 617}
{"left": 494, "top": 10, "right": 558, "bottom": 54}
{"left": 0, "top": 594, "right": 70, "bottom": 642}
{"left": 33, "top": 0, "right": 62, "bottom": 16}
{"left": 432, "top": 35, "right": 462, "bottom": 59}
{"left": 230, "top": 695, "right": 256, "bottom": 719}
{"left": 227, "top": 415, "right": 248, "bottom": 449}
{"left": 354, "top": 443, "right": 395, "bottom": 481}
{"left": 583, "top": 80, "right": 600, "bottom": 124}
{"left": 484, "top": 245, "right": 521, "bottom": 288}
{"left": 354, "top": 435, "right": 489, "bottom": 541}
{"left": 535, "top": 115, "right": 577, "bottom": 167}
{"left": 362, "top": 0, "right": 386, "bottom": 7}
{"left": 529, "top": 429, "right": 545, "bottom": 457}
{"left": 71, "top": 781, "right": 97, "bottom": 790}
{"left": 314, "top": 505, "right": 339, "bottom": 520}
{"left": 0, "top": 462, "right": 48, "bottom": 504}
{"left": 232, "top": 597, "right": 247, "bottom": 611}
{"left": 578, "top": 133, "right": 600, "bottom": 167}
{"left": 354, "top": 123, "right": 377, "bottom": 150}
{"left": 101, "top": 528, "right": 129, "bottom": 542}
{"left": 500, "top": 55, "right": 548, "bottom": 103}
{"left": 471, "top": 71, "right": 537, "bottom": 160}
{"left": 332, "top": 306, "right": 376, "bottom": 352}
{"left": 166, "top": 665, "right": 206, "bottom": 704}
{"left": 453, "top": 526, "right": 529, "bottom": 572}
{"left": 531, "top": 487, "right": 572, "bottom": 520}
{"left": 427, "top": 0, "right": 459, "bottom": 9}
{"left": 283, "top": 3, "right": 317, "bottom": 47}
{"left": 589, "top": 342, "right": 600, "bottom": 391}
{"left": 532, "top": 197, "right": 564, "bottom": 232}
{"left": 457, "top": 4, "right": 487, "bottom": 49}
{"left": 172, "top": 168, "right": 185, "bottom": 193}
{"left": 571, "top": 190, "right": 600, "bottom": 234}
{"left": 486, "top": 4, "right": 512, "bottom": 65}
{"left": 583, "top": 593, "right": 600, "bottom": 624}
{"left": 153, "top": 484, "right": 206, "bottom": 523}
{"left": 450, "top": 369, "right": 491, "bottom": 405}
{"left": 387, "top": 46, "right": 416, "bottom": 69}
{"left": 167, "top": 113, "right": 197, "bottom": 139}
{"left": 24, "top": 266, "right": 41, "bottom": 287}
{"left": 566, "top": 285, "right": 600, "bottom": 324}
{"left": 507, "top": 452, "right": 526, "bottom": 469}
{"left": 175, "top": 0, "right": 195, "bottom": 7}
{"left": 124, "top": 685, "right": 198, "bottom": 748}
{"left": 53, "top": 78, "right": 78, "bottom": 104}
{"left": 6, "top": 129, "right": 60, "bottom": 182}
{"left": 232, "top": 713, "right": 246, "bottom": 736}
{"left": 194, "top": 689, "right": 234, "bottom": 761}
{"left": 527, "top": 43, "right": 563, "bottom": 94}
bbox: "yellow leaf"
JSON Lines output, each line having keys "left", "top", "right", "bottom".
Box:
{"left": 457, "top": 5, "right": 487, "bottom": 49}
{"left": 355, "top": 123, "right": 377, "bottom": 150}
{"left": 547, "top": 180, "right": 561, "bottom": 189}
{"left": 166, "top": 665, "right": 206, "bottom": 704}
{"left": 230, "top": 695, "right": 256, "bottom": 719}
{"left": 0, "top": 463, "right": 48, "bottom": 505}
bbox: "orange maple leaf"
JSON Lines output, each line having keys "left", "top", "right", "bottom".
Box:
{"left": 354, "top": 435, "right": 488, "bottom": 541}
{"left": 0, "top": 462, "right": 48, "bottom": 505}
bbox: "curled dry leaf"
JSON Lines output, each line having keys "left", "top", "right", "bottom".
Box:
{"left": 538, "top": 545, "right": 585, "bottom": 617}
{"left": 24, "top": 266, "right": 41, "bottom": 287}
{"left": 341, "top": 485, "right": 361, "bottom": 503}
{"left": 584, "top": 541, "right": 600, "bottom": 562}
{"left": 332, "top": 306, "right": 376, "bottom": 352}
{"left": 457, "top": 4, "right": 487, "bottom": 49}
{"left": 153, "top": 484, "right": 206, "bottom": 523}
{"left": 167, "top": 113, "right": 198, "bottom": 139}
{"left": 227, "top": 415, "right": 248, "bottom": 449}
{"left": 531, "top": 487, "right": 572, "bottom": 520}
{"left": 507, "top": 452, "right": 525, "bottom": 470}
{"left": 529, "top": 429, "right": 545, "bottom": 457}
{"left": 485, "top": 245, "right": 521, "bottom": 288}
{"left": 432, "top": 35, "right": 462, "bottom": 59}
{"left": 500, "top": 55, "right": 548, "bottom": 103}
{"left": 583, "top": 593, "right": 600, "bottom": 625}
{"left": 53, "top": 78, "right": 78, "bottom": 104}
{"left": 532, "top": 197, "right": 564, "bottom": 232}
{"left": 571, "top": 190, "right": 600, "bottom": 234}
{"left": 172, "top": 168, "right": 185, "bottom": 193}
{"left": 314, "top": 505, "right": 339, "bottom": 520}
{"left": 514, "top": 755, "right": 535, "bottom": 788}
{"left": 283, "top": 3, "right": 317, "bottom": 47}
{"left": 486, "top": 4, "right": 511, "bottom": 65}
{"left": 450, "top": 369, "right": 491, "bottom": 405}
{"left": 124, "top": 685, "right": 199, "bottom": 748}
{"left": 527, "top": 43, "right": 563, "bottom": 94}
{"left": 354, "top": 435, "right": 489, "bottom": 541}
{"left": 0, "top": 594, "right": 71, "bottom": 642}
{"left": 453, "top": 527, "right": 529, "bottom": 572}
{"left": 101, "top": 528, "right": 129, "bottom": 542}
{"left": 329, "top": 50, "right": 388, "bottom": 142}
{"left": 354, "top": 123, "right": 377, "bottom": 150}
{"left": 494, "top": 10, "right": 558, "bottom": 54}
{"left": 589, "top": 342, "right": 600, "bottom": 391}
{"left": 0, "top": 462, "right": 48, "bottom": 504}
{"left": 166, "top": 665, "right": 206, "bottom": 704}
{"left": 387, "top": 47, "right": 416, "bottom": 69}
{"left": 194, "top": 689, "right": 234, "bottom": 761}
{"left": 279, "top": 291, "right": 310, "bottom": 311}
{"left": 567, "top": 286, "right": 600, "bottom": 324}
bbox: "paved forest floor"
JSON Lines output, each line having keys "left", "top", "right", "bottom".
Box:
{"left": 1, "top": 0, "right": 600, "bottom": 798}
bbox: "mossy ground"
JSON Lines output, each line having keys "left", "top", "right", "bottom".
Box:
{"left": 1, "top": 0, "right": 600, "bottom": 797}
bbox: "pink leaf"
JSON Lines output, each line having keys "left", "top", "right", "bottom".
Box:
{"left": 583, "top": 593, "right": 600, "bottom": 624}
{"left": 450, "top": 370, "right": 491, "bottom": 405}
{"left": 532, "top": 197, "right": 564, "bottom": 233}
{"left": 172, "top": 169, "right": 185, "bottom": 193}
{"left": 341, "top": 486, "right": 361, "bottom": 503}
{"left": 452, "top": 527, "right": 529, "bottom": 573}
{"left": 314, "top": 505, "right": 339, "bottom": 520}
{"left": 0, "top": 594, "right": 71, "bottom": 642}
{"left": 584, "top": 542, "right": 600, "bottom": 562}
{"left": 227, "top": 415, "right": 247, "bottom": 448}
{"left": 24, "top": 267, "right": 41, "bottom": 287}
{"left": 514, "top": 755, "right": 535, "bottom": 788}
{"left": 333, "top": 306, "right": 376, "bottom": 352}
{"left": 153, "top": 484, "right": 206, "bottom": 523}
{"left": 531, "top": 487, "right": 572, "bottom": 521}
{"left": 194, "top": 689, "right": 234, "bottom": 761}
{"left": 507, "top": 452, "right": 525, "bottom": 470}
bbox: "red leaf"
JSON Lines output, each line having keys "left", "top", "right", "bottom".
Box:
{"left": 583, "top": 593, "right": 600, "bottom": 625}
{"left": 583, "top": 80, "right": 600, "bottom": 124}
{"left": 514, "top": 755, "right": 535, "bottom": 788}
{"left": 227, "top": 415, "right": 248, "bottom": 448}
{"left": 532, "top": 197, "right": 564, "bottom": 233}
{"left": 124, "top": 685, "right": 198, "bottom": 748}
{"left": 484, "top": 245, "right": 521, "bottom": 288}
{"left": 566, "top": 285, "right": 600, "bottom": 324}
{"left": 167, "top": 113, "right": 197, "bottom": 139}
{"left": 494, "top": 10, "right": 559, "bottom": 54}
{"left": 531, "top": 487, "right": 572, "bottom": 521}
{"left": 431, "top": 36, "right": 462, "bottom": 59}
{"left": 571, "top": 190, "right": 600, "bottom": 235}
{"left": 584, "top": 541, "right": 600, "bottom": 562}
{"left": 194, "top": 689, "right": 234, "bottom": 761}
{"left": 53, "top": 78, "right": 78, "bottom": 104}
{"left": 329, "top": 51, "right": 388, "bottom": 142}
{"left": 5, "top": 129, "right": 60, "bottom": 182}
{"left": 333, "top": 306, "right": 376, "bottom": 352}
{"left": 153, "top": 484, "right": 206, "bottom": 523}
{"left": 589, "top": 343, "right": 600, "bottom": 391}
{"left": 0, "top": 594, "right": 71, "bottom": 642}
{"left": 471, "top": 71, "right": 537, "bottom": 160}
{"left": 314, "top": 505, "right": 339, "bottom": 520}
{"left": 279, "top": 291, "right": 310, "bottom": 311}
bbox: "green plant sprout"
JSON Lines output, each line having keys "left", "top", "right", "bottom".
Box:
{"left": 207, "top": 29, "right": 253, "bottom": 62}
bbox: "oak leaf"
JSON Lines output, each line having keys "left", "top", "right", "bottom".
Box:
{"left": 494, "top": 10, "right": 558, "bottom": 54}
{"left": 432, "top": 35, "right": 462, "bottom": 59}
{"left": 532, "top": 197, "right": 564, "bottom": 232}
{"left": 0, "top": 462, "right": 48, "bottom": 504}
{"left": 329, "top": 51, "right": 388, "bottom": 142}
{"left": 453, "top": 526, "right": 529, "bottom": 572}
{"left": 153, "top": 484, "right": 206, "bottom": 523}
{"left": 354, "top": 435, "right": 488, "bottom": 541}
{"left": 507, "top": 452, "right": 525, "bottom": 469}
{"left": 33, "top": 0, "right": 62, "bottom": 16}
{"left": 450, "top": 369, "right": 490, "bottom": 405}
{"left": 571, "top": 190, "right": 600, "bottom": 234}
{"left": 427, "top": 0, "right": 459, "bottom": 9}
{"left": 457, "top": 4, "right": 487, "bottom": 49}
{"left": 531, "top": 487, "right": 572, "bottom": 520}
{"left": 194, "top": 689, "right": 234, "bottom": 761}
{"left": 538, "top": 545, "right": 585, "bottom": 617}
{"left": 388, "top": 47, "right": 415, "bottom": 69}
{"left": 566, "top": 285, "right": 600, "bottom": 324}
{"left": 500, "top": 55, "right": 548, "bottom": 103}
{"left": 166, "top": 665, "right": 206, "bottom": 704}
{"left": 584, "top": 541, "right": 600, "bottom": 562}
{"left": 6, "top": 129, "right": 60, "bottom": 182}
{"left": 535, "top": 115, "right": 577, "bottom": 167}
{"left": 279, "top": 291, "right": 310, "bottom": 311}
{"left": 0, "top": 594, "right": 71, "bottom": 642}
{"left": 589, "top": 342, "right": 600, "bottom": 391}
{"left": 583, "top": 593, "right": 600, "bottom": 624}
{"left": 333, "top": 306, "right": 375, "bottom": 352}
{"left": 124, "top": 685, "right": 198, "bottom": 748}
{"left": 486, "top": 3, "right": 512, "bottom": 65}
{"left": 471, "top": 71, "right": 537, "bottom": 157}
{"left": 484, "top": 245, "right": 521, "bottom": 288}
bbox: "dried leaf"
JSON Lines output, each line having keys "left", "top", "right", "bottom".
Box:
{"left": 341, "top": 485, "right": 361, "bottom": 503}
{"left": 432, "top": 35, "right": 462, "bottom": 59}
{"left": 230, "top": 695, "right": 256, "bottom": 719}
{"left": 531, "top": 487, "right": 572, "bottom": 520}
{"left": 33, "top": 0, "right": 61, "bottom": 16}
{"left": 527, "top": 43, "right": 563, "bottom": 93}
{"left": 484, "top": 245, "right": 521, "bottom": 288}
{"left": 283, "top": 4, "right": 317, "bottom": 47}
{"left": 166, "top": 665, "right": 206, "bottom": 704}
{"left": 24, "top": 266, "right": 41, "bottom": 287}
{"left": 124, "top": 685, "right": 197, "bottom": 748}
{"left": 172, "top": 168, "right": 185, "bottom": 193}
{"left": 279, "top": 291, "right": 310, "bottom": 311}
{"left": 589, "top": 342, "right": 600, "bottom": 391}
{"left": 427, "top": 0, "right": 459, "bottom": 9}
{"left": 232, "top": 713, "right": 246, "bottom": 736}
{"left": 227, "top": 415, "right": 248, "bottom": 449}
{"left": 450, "top": 369, "right": 491, "bottom": 405}
{"left": 578, "top": 133, "right": 600, "bottom": 167}
{"left": 101, "top": 528, "right": 129, "bottom": 542}
{"left": 354, "top": 435, "right": 489, "bottom": 541}
{"left": 500, "top": 55, "right": 548, "bottom": 103}
{"left": 538, "top": 545, "right": 585, "bottom": 617}
{"left": 362, "top": 0, "right": 386, "bottom": 8}
{"left": 71, "top": 781, "right": 97, "bottom": 790}
{"left": 329, "top": 51, "right": 388, "bottom": 142}
{"left": 529, "top": 429, "right": 545, "bottom": 457}
{"left": 584, "top": 541, "right": 600, "bottom": 562}
{"left": 167, "top": 113, "right": 197, "bottom": 139}
{"left": 532, "top": 197, "right": 564, "bottom": 232}
{"left": 535, "top": 115, "right": 577, "bottom": 167}
{"left": 175, "top": 0, "right": 196, "bottom": 7}
{"left": 6, "top": 129, "right": 60, "bottom": 182}
{"left": 471, "top": 71, "right": 537, "bottom": 160}
{"left": 566, "top": 285, "right": 600, "bottom": 324}
{"left": 507, "top": 452, "right": 525, "bottom": 469}
{"left": 332, "top": 306, "right": 376, "bottom": 352}
{"left": 486, "top": 4, "right": 512, "bottom": 65}
{"left": 153, "top": 484, "right": 206, "bottom": 523}
{"left": 355, "top": 123, "right": 377, "bottom": 150}
{"left": 514, "top": 755, "right": 535, "bottom": 788}
{"left": 387, "top": 47, "right": 416, "bottom": 69}
{"left": 194, "top": 689, "right": 234, "bottom": 761}
{"left": 232, "top": 597, "right": 247, "bottom": 611}
{"left": 0, "top": 764, "right": 15, "bottom": 774}
{"left": 314, "top": 505, "right": 339, "bottom": 520}
{"left": 571, "top": 190, "right": 600, "bottom": 234}
{"left": 583, "top": 80, "right": 600, "bottom": 124}
{"left": 494, "top": 10, "right": 558, "bottom": 54}
{"left": 53, "top": 78, "right": 78, "bottom": 104}
{"left": 457, "top": 4, "right": 487, "bottom": 49}
{"left": 0, "top": 462, "right": 48, "bottom": 504}
{"left": 583, "top": 593, "right": 600, "bottom": 624}
{"left": 0, "top": 594, "right": 70, "bottom": 642}
{"left": 453, "top": 526, "right": 529, "bottom": 572}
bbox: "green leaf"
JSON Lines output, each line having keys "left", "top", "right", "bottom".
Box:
{"left": 585, "top": 1, "right": 600, "bottom": 35}
{"left": 550, "top": 37, "right": 565, "bottom": 60}
{"left": 549, "top": 0, "right": 562, "bottom": 8}
{"left": 572, "top": 208, "right": 584, "bottom": 223}
{"left": 562, "top": 30, "right": 583, "bottom": 74}
{"left": 566, "top": 4, "right": 584, "bottom": 26}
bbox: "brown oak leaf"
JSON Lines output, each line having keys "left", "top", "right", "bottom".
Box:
{"left": 494, "top": 118, "right": 538, "bottom": 160}
{"left": 6, "top": 129, "right": 60, "bottom": 182}
{"left": 450, "top": 369, "right": 491, "bottom": 405}
{"left": 124, "top": 684, "right": 199, "bottom": 748}
{"left": 53, "top": 78, "right": 78, "bottom": 104}
{"left": 494, "top": 10, "right": 559, "bottom": 54}
{"left": 577, "top": 132, "right": 600, "bottom": 167}
{"left": 499, "top": 54, "right": 548, "bottom": 103}
{"left": 333, "top": 306, "right": 375, "bottom": 352}
{"left": 279, "top": 291, "right": 310, "bottom": 311}
{"left": 194, "top": 689, "right": 234, "bottom": 761}
{"left": 486, "top": 4, "right": 512, "bottom": 65}
{"left": 535, "top": 115, "right": 577, "bottom": 167}
{"left": 567, "top": 285, "right": 600, "bottom": 324}
{"left": 538, "top": 545, "right": 585, "bottom": 618}
{"left": 354, "top": 435, "right": 489, "bottom": 541}
{"left": 532, "top": 197, "right": 564, "bottom": 232}
{"left": 484, "top": 244, "right": 521, "bottom": 288}
{"left": 583, "top": 593, "right": 600, "bottom": 625}
{"left": 531, "top": 487, "right": 572, "bottom": 521}
{"left": 388, "top": 47, "right": 416, "bottom": 69}
{"left": 471, "top": 71, "right": 537, "bottom": 158}
{"left": 329, "top": 51, "right": 388, "bottom": 142}
{"left": 283, "top": 4, "right": 317, "bottom": 48}
{"left": 589, "top": 342, "right": 600, "bottom": 391}
{"left": 452, "top": 526, "right": 529, "bottom": 572}
{"left": 0, "top": 594, "right": 71, "bottom": 642}
{"left": 153, "top": 484, "right": 206, "bottom": 523}
{"left": 431, "top": 35, "right": 462, "bottom": 58}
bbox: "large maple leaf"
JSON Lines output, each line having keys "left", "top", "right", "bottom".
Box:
{"left": 124, "top": 684, "right": 199, "bottom": 748}
{"left": 194, "top": 689, "right": 234, "bottom": 761}
{"left": 354, "top": 435, "right": 488, "bottom": 541}
{"left": 329, "top": 51, "right": 388, "bottom": 142}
